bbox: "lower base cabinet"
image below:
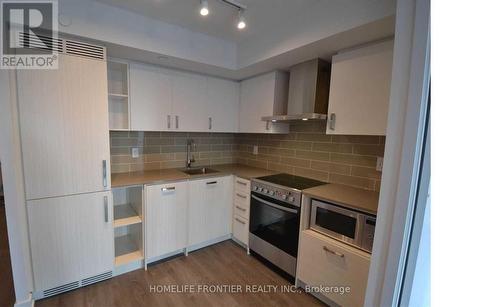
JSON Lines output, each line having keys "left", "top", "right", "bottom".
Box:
{"left": 28, "top": 191, "right": 114, "bottom": 295}
{"left": 232, "top": 177, "right": 250, "bottom": 246}
{"left": 297, "top": 230, "right": 370, "bottom": 307}
{"left": 145, "top": 181, "right": 188, "bottom": 260}
{"left": 188, "top": 176, "right": 232, "bottom": 246}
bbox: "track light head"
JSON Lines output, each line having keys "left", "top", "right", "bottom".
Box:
{"left": 200, "top": 0, "right": 209, "bottom": 16}
{"left": 237, "top": 9, "right": 246, "bottom": 29}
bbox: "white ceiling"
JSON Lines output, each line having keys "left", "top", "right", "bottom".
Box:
{"left": 95, "top": 0, "right": 320, "bottom": 43}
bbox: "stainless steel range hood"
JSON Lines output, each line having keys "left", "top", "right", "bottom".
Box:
{"left": 262, "top": 58, "right": 331, "bottom": 122}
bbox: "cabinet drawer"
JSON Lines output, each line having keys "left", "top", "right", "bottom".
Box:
{"left": 232, "top": 215, "right": 249, "bottom": 245}
{"left": 233, "top": 200, "right": 249, "bottom": 220}
{"left": 297, "top": 230, "right": 370, "bottom": 307}
{"left": 234, "top": 177, "right": 250, "bottom": 194}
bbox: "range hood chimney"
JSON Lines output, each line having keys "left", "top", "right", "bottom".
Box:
{"left": 262, "top": 58, "right": 331, "bottom": 122}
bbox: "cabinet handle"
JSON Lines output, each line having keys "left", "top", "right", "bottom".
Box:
{"left": 329, "top": 113, "right": 336, "bottom": 130}
{"left": 236, "top": 180, "right": 247, "bottom": 186}
{"left": 175, "top": 115, "right": 179, "bottom": 129}
{"left": 209, "top": 117, "right": 212, "bottom": 130}
{"left": 236, "top": 193, "right": 247, "bottom": 199}
{"left": 104, "top": 196, "right": 109, "bottom": 223}
{"left": 323, "top": 246, "right": 344, "bottom": 258}
{"left": 236, "top": 205, "right": 247, "bottom": 212}
{"left": 235, "top": 217, "right": 246, "bottom": 224}
{"left": 206, "top": 181, "right": 217, "bottom": 185}
{"left": 167, "top": 115, "right": 171, "bottom": 129}
{"left": 102, "top": 160, "right": 108, "bottom": 188}
{"left": 161, "top": 187, "right": 175, "bottom": 192}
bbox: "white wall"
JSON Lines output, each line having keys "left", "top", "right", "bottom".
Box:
{"left": 58, "top": 0, "right": 238, "bottom": 69}
{"left": 237, "top": 0, "right": 396, "bottom": 67}
{"left": 0, "top": 70, "right": 34, "bottom": 307}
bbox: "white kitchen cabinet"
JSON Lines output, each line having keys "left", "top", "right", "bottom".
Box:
{"left": 129, "top": 63, "right": 173, "bottom": 131}
{"left": 145, "top": 181, "right": 188, "bottom": 260}
{"left": 188, "top": 176, "right": 232, "bottom": 247}
{"left": 16, "top": 54, "right": 110, "bottom": 200}
{"left": 108, "top": 60, "right": 130, "bottom": 130}
{"left": 171, "top": 71, "right": 208, "bottom": 132}
{"left": 28, "top": 191, "right": 114, "bottom": 293}
{"left": 206, "top": 77, "right": 239, "bottom": 132}
{"left": 297, "top": 230, "right": 370, "bottom": 307}
{"left": 232, "top": 177, "right": 250, "bottom": 246}
{"left": 326, "top": 40, "right": 394, "bottom": 135}
{"left": 239, "top": 71, "right": 289, "bottom": 133}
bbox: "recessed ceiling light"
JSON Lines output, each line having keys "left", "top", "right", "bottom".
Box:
{"left": 200, "top": 0, "right": 209, "bottom": 16}
{"left": 302, "top": 118, "right": 308, "bottom": 121}
{"left": 237, "top": 10, "right": 246, "bottom": 29}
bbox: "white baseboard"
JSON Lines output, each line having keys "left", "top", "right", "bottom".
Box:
{"left": 14, "top": 293, "right": 34, "bottom": 307}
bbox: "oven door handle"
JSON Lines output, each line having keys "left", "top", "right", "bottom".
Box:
{"left": 251, "top": 195, "right": 298, "bottom": 214}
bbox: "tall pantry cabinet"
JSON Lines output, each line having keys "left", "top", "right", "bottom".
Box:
{"left": 15, "top": 42, "right": 113, "bottom": 298}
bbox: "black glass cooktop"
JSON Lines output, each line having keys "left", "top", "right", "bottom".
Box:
{"left": 255, "top": 173, "right": 327, "bottom": 191}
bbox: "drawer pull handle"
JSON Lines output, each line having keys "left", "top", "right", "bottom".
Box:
{"left": 235, "top": 217, "right": 246, "bottom": 224}
{"left": 236, "top": 205, "right": 247, "bottom": 212}
{"left": 236, "top": 193, "right": 247, "bottom": 199}
{"left": 206, "top": 181, "right": 217, "bottom": 185}
{"left": 323, "top": 246, "right": 344, "bottom": 258}
{"left": 161, "top": 187, "right": 175, "bottom": 192}
{"left": 236, "top": 181, "right": 247, "bottom": 186}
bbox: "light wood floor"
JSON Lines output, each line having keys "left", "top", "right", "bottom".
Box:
{"left": 0, "top": 198, "right": 16, "bottom": 307}
{"left": 36, "top": 240, "right": 324, "bottom": 307}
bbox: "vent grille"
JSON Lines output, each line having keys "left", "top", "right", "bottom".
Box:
{"left": 19, "top": 32, "right": 63, "bottom": 53}
{"left": 18, "top": 33, "right": 105, "bottom": 60}
{"left": 43, "top": 281, "right": 79, "bottom": 297}
{"left": 65, "top": 40, "right": 105, "bottom": 60}
{"left": 81, "top": 271, "right": 112, "bottom": 287}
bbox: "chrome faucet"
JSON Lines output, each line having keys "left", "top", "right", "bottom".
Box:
{"left": 186, "top": 139, "right": 196, "bottom": 168}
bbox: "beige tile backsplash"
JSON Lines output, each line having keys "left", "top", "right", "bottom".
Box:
{"left": 110, "top": 122, "right": 385, "bottom": 191}
{"left": 110, "top": 131, "right": 238, "bottom": 173}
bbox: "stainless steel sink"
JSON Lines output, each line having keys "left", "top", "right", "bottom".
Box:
{"left": 181, "top": 167, "right": 219, "bottom": 175}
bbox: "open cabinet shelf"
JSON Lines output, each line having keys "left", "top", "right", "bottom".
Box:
{"left": 107, "top": 60, "right": 130, "bottom": 130}
{"left": 113, "top": 203, "right": 142, "bottom": 228}
{"left": 114, "top": 233, "right": 143, "bottom": 266}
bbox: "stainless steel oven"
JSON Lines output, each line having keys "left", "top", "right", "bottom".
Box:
{"left": 310, "top": 199, "right": 376, "bottom": 253}
{"left": 249, "top": 193, "right": 300, "bottom": 278}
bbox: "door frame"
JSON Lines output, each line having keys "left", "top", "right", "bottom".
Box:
{"left": 363, "top": 0, "right": 430, "bottom": 305}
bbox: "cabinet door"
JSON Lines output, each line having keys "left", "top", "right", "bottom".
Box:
{"left": 146, "top": 181, "right": 188, "bottom": 259}
{"left": 206, "top": 77, "right": 239, "bottom": 132}
{"left": 171, "top": 71, "right": 208, "bottom": 132}
{"left": 129, "top": 63, "right": 173, "bottom": 131}
{"left": 17, "top": 54, "right": 110, "bottom": 200}
{"left": 326, "top": 41, "right": 393, "bottom": 135}
{"left": 28, "top": 191, "right": 113, "bottom": 292}
{"left": 239, "top": 72, "right": 289, "bottom": 133}
{"left": 188, "top": 176, "right": 232, "bottom": 246}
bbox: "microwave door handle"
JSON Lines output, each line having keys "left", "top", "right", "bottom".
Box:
{"left": 251, "top": 195, "right": 298, "bottom": 214}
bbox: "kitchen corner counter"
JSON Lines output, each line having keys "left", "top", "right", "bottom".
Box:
{"left": 303, "top": 183, "right": 380, "bottom": 215}
{"left": 111, "top": 164, "right": 278, "bottom": 188}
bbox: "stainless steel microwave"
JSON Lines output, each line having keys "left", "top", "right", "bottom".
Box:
{"left": 310, "top": 199, "right": 376, "bottom": 253}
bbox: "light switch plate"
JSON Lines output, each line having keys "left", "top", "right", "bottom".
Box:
{"left": 132, "top": 147, "right": 139, "bottom": 158}
{"left": 253, "top": 145, "right": 258, "bottom": 155}
{"left": 376, "top": 157, "right": 383, "bottom": 172}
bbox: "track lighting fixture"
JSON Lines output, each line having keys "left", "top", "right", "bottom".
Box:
{"left": 200, "top": 0, "right": 209, "bottom": 16}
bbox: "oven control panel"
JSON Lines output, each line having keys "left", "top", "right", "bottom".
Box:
{"left": 250, "top": 180, "right": 302, "bottom": 207}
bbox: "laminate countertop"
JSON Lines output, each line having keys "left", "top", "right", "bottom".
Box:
{"left": 303, "top": 183, "right": 380, "bottom": 215}
{"left": 111, "top": 164, "right": 278, "bottom": 188}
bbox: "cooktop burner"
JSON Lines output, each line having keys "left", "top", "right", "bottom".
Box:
{"left": 255, "top": 173, "right": 327, "bottom": 191}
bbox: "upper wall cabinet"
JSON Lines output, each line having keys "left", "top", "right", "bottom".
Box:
{"left": 129, "top": 63, "right": 173, "bottom": 131}
{"left": 129, "top": 62, "right": 239, "bottom": 132}
{"left": 326, "top": 41, "right": 394, "bottom": 135}
{"left": 206, "top": 77, "right": 239, "bottom": 133}
{"left": 108, "top": 61, "right": 130, "bottom": 130}
{"left": 239, "top": 71, "right": 290, "bottom": 134}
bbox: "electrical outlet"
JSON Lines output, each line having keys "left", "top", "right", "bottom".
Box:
{"left": 376, "top": 157, "right": 383, "bottom": 172}
{"left": 132, "top": 147, "right": 139, "bottom": 158}
{"left": 253, "top": 145, "right": 258, "bottom": 155}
